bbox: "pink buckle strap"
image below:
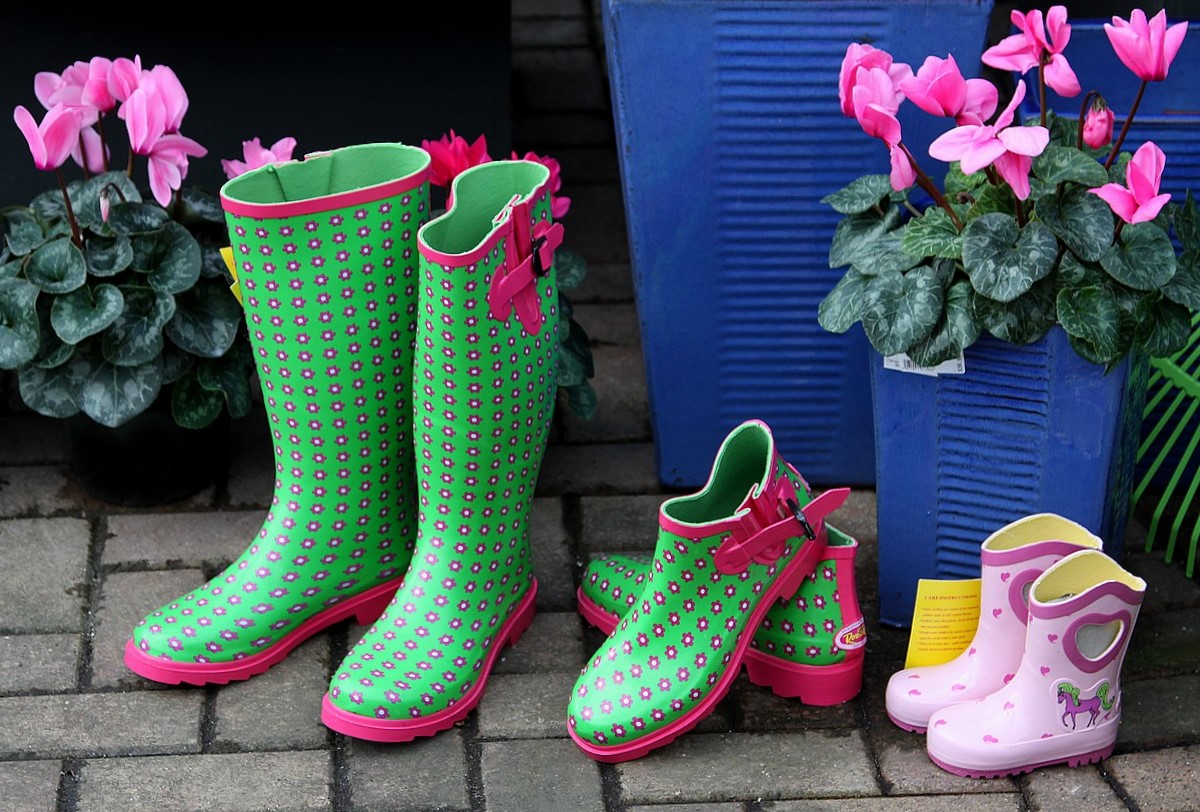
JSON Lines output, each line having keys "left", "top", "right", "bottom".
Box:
{"left": 488, "top": 198, "right": 564, "bottom": 335}
{"left": 713, "top": 486, "right": 850, "bottom": 575}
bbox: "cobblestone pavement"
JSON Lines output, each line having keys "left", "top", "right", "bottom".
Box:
{"left": 2, "top": 2, "right": 1199, "bottom": 810}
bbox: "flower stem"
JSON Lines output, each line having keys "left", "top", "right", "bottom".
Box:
{"left": 97, "top": 117, "right": 110, "bottom": 172}
{"left": 900, "top": 142, "right": 964, "bottom": 231}
{"left": 1105, "top": 80, "right": 1147, "bottom": 169}
{"left": 77, "top": 134, "right": 91, "bottom": 181}
{"left": 1039, "top": 62, "right": 1048, "bottom": 129}
{"left": 56, "top": 168, "right": 83, "bottom": 248}
{"left": 126, "top": 150, "right": 134, "bottom": 178}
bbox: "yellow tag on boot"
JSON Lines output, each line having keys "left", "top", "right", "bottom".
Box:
{"left": 903, "top": 578, "right": 982, "bottom": 669}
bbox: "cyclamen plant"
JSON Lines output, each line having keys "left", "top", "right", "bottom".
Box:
{"left": 0, "top": 56, "right": 280, "bottom": 430}
{"left": 419, "top": 130, "right": 597, "bottom": 418}
{"left": 819, "top": 8, "right": 1199, "bottom": 368}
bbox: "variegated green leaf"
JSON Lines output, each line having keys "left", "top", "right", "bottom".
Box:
{"left": 108, "top": 202, "right": 170, "bottom": 235}
{"left": 0, "top": 277, "right": 40, "bottom": 368}
{"left": 86, "top": 235, "right": 134, "bottom": 278}
{"left": 965, "top": 184, "right": 1016, "bottom": 222}
{"left": 1162, "top": 249, "right": 1200, "bottom": 309}
{"left": 1036, "top": 185, "right": 1114, "bottom": 262}
{"left": 829, "top": 208, "right": 901, "bottom": 271}
{"left": 554, "top": 248, "right": 587, "bottom": 290}
{"left": 26, "top": 238, "right": 87, "bottom": 294}
{"left": 101, "top": 287, "right": 176, "bottom": 366}
{"left": 80, "top": 356, "right": 164, "bottom": 428}
{"left": 901, "top": 208, "right": 962, "bottom": 259}
{"left": 1032, "top": 145, "right": 1109, "bottom": 188}
{"left": 17, "top": 351, "right": 91, "bottom": 418}
{"left": 972, "top": 277, "right": 1057, "bottom": 345}
{"left": 196, "top": 344, "right": 254, "bottom": 420}
{"left": 818, "top": 270, "right": 868, "bottom": 334}
{"left": 860, "top": 265, "right": 944, "bottom": 356}
{"left": 1135, "top": 296, "right": 1192, "bottom": 358}
{"left": 74, "top": 172, "right": 141, "bottom": 229}
{"left": 944, "top": 163, "right": 987, "bottom": 194}
{"left": 164, "top": 277, "right": 241, "bottom": 358}
{"left": 51, "top": 284, "right": 125, "bottom": 344}
{"left": 171, "top": 369, "right": 225, "bottom": 429}
{"left": 1056, "top": 285, "right": 1123, "bottom": 361}
{"left": 961, "top": 214, "right": 1056, "bottom": 303}
{"left": 821, "top": 174, "right": 892, "bottom": 215}
{"left": 1176, "top": 191, "right": 1200, "bottom": 252}
{"left": 3, "top": 207, "right": 46, "bottom": 255}
{"left": 907, "top": 279, "right": 980, "bottom": 367}
{"left": 1100, "top": 222, "right": 1177, "bottom": 290}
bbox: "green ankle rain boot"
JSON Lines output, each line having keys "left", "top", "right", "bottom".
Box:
{"left": 322, "top": 159, "right": 562, "bottom": 741}
{"left": 577, "top": 523, "right": 866, "bottom": 705}
{"left": 124, "top": 143, "right": 431, "bottom": 685}
{"left": 567, "top": 419, "right": 850, "bottom": 762}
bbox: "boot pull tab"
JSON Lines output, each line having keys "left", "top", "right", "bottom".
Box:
{"left": 713, "top": 486, "right": 851, "bottom": 575}
{"left": 487, "top": 196, "right": 564, "bottom": 335}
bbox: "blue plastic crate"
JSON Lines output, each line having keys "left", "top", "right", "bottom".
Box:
{"left": 603, "top": 0, "right": 995, "bottom": 487}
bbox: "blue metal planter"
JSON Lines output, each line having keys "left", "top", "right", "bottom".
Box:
{"left": 602, "top": 0, "right": 995, "bottom": 487}
{"left": 872, "top": 328, "right": 1146, "bottom": 627}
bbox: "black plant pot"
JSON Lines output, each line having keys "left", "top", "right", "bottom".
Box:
{"left": 65, "top": 391, "right": 230, "bottom": 507}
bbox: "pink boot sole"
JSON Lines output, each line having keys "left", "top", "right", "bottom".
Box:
{"left": 569, "top": 545, "right": 824, "bottom": 763}
{"left": 124, "top": 578, "right": 403, "bottom": 686}
{"left": 321, "top": 581, "right": 539, "bottom": 742}
{"left": 927, "top": 744, "right": 1115, "bottom": 779}
{"left": 577, "top": 588, "right": 862, "bottom": 707}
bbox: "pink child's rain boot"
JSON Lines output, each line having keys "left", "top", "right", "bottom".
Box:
{"left": 885, "top": 514, "right": 1102, "bottom": 732}
{"left": 925, "top": 548, "right": 1145, "bottom": 778}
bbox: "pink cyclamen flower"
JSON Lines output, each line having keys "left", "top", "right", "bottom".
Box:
{"left": 1089, "top": 141, "right": 1171, "bottom": 224}
{"left": 73, "top": 126, "right": 107, "bottom": 174}
{"left": 898, "top": 54, "right": 998, "bottom": 126}
{"left": 14, "top": 104, "right": 83, "bottom": 171}
{"left": 120, "top": 85, "right": 206, "bottom": 205}
{"left": 222, "top": 136, "right": 298, "bottom": 179}
{"left": 851, "top": 67, "right": 915, "bottom": 191}
{"left": 420, "top": 130, "right": 491, "bottom": 187}
{"left": 512, "top": 149, "right": 570, "bottom": 219}
{"left": 838, "top": 43, "right": 912, "bottom": 119}
{"left": 1104, "top": 9, "right": 1188, "bottom": 82}
{"left": 107, "top": 55, "right": 144, "bottom": 103}
{"left": 928, "top": 82, "right": 1049, "bottom": 200}
{"left": 145, "top": 64, "right": 189, "bottom": 133}
{"left": 1082, "top": 99, "right": 1115, "bottom": 149}
{"left": 983, "top": 5, "right": 1081, "bottom": 97}
{"left": 35, "top": 58, "right": 116, "bottom": 124}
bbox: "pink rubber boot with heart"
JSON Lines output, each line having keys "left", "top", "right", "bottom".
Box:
{"left": 885, "top": 514, "right": 1102, "bottom": 733}
{"left": 925, "top": 549, "right": 1145, "bottom": 778}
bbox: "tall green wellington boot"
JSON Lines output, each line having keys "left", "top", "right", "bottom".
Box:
{"left": 322, "top": 159, "right": 562, "bottom": 741}
{"left": 567, "top": 419, "right": 849, "bottom": 762}
{"left": 124, "top": 143, "right": 431, "bottom": 685}
{"left": 577, "top": 523, "right": 866, "bottom": 705}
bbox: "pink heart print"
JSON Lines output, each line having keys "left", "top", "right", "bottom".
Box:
{"left": 992, "top": 608, "right": 1003, "bottom": 618}
{"left": 1000, "top": 572, "right": 1011, "bottom": 582}
{"left": 983, "top": 734, "right": 999, "bottom": 743}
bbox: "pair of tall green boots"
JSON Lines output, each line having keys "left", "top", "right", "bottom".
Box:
{"left": 124, "top": 144, "right": 562, "bottom": 741}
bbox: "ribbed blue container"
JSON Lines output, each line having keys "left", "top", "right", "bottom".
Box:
{"left": 872, "top": 328, "right": 1146, "bottom": 627}
{"left": 602, "top": 0, "right": 995, "bottom": 487}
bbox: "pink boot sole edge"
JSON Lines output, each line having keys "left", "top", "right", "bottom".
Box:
{"left": 123, "top": 578, "right": 403, "bottom": 686}
{"left": 927, "top": 744, "right": 1115, "bottom": 779}
{"left": 321, "top": 580, "right": 539, "bottom": 743}
{"left": 575, "top": 589, "right": 863, "bottom": 706}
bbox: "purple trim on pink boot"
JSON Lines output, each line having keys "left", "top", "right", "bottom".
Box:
{"left": 123, "top": 578, "right": 401, "bottom": 686}
{"left": 321, "top": 581, "right": 538, "bottom": 742}
{"left": 887, "top": 712, "right": 928, "bottom": 734}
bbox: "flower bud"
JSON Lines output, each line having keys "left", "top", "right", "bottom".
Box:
{"left": 1083, "top": 99, "right": 1115, "bottom": 149}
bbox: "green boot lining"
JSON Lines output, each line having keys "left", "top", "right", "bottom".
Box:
{"left": 420, "top": 161, "right": 550, "bottom": 256}
{"left": 222, "top": 143, "right": 428, "bottom": 205}
{"left": 663, "top": 425, "right": 772, "bottom": 526}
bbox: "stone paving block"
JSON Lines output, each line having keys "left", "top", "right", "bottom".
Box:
{"left": 1117, "top": 674, "right": 1200, "bottom": 750}
{"left": 1123, "top": 546, "right": 1200, "bottom": 613}
{"left": 104, "top": 511, "right": 264, "bottom": 569}
{"left": 493, "top": 612, "right": 585, "bottom": 674}
{"left": 564, "top": 185, "right": 630, "bottom": 266}
{"left": 0, "top": 467, "right": 77, "bottom": 519}
{"left": 212, "top": 636, "right": 332, "bottom": 751}
{"left": 826, "top": 490, "right": 878, "bottom": 546}
{"left": 530, "top": 498, "right": 575, "bottom": 611}
{"left": 513, "top": 17, "right": 591, "bottom": 47}
{"left": 0, "top": 691, "right": 203, "bottom": 758}
{"left": 763, "top": 795, "right": 1022, "bottom": 811}
{"left": 0, "top": 634, "right": 79, "bottom": 694}
{"left": 873, "top": 730, "right": 1015, "bottom": 796}
{"left": 513, "top": 0, "right": 589, "bottom": 16}
{"left": 1022, "top": 764, "right": 1127, "bottom": 812}
{"left": 481, "top": 738, "right": 604, "bottom": 812}
{"left": 616, "top": 731, "right": 879, "bottom": 804}
{"left": 78, "top": 750, "right": 332, "bottom": 812}
{"left": 1124, "top": 606, "right": 1200, "bottom": 680}
{"left": 571, "top": 302, "right": 640, "bottom": 347}
{"left": 731, "top": 678, "right": 859, "bottom": 733}
{"left": 579, "top": 495, "right": 663, "bottom": 552}
{"left": 514, "top": 49, "right": 609, "bottom": 114}
{"left": 560, "top": 346, "right": 650, "bottom": 444}
{"left": 91, "top": 569, "right": 205, "bottom": 690}
{"left": 0, "top": 759, "right": 62, "bottom": 812}
{"left": 547, "top": 149, "right": 622, "bottom": 185}
{"left": 1107, "top": 744, "right": 1200, "bottom": 812}
{"left": 0, "top": 517, "right": 90, "bottom": 633}
{"left": 571, "top": 262, "right": 635, "bottom": 304}
{"left": 224, "top": 432, "right": 275, "bottom": 511}
{"left": 628, "top": 805, "right": 742, "bottom": 812}
{"left": 538, "top": 443, "right": 659, "bottom": 496}
{"left": 514, "top": 113, "right": 618, "bottom": 150}
{"left": 0, "top": 414, "right": 68, "bottom": 465}
{"left": 347, "top": 731, "right": 469, "bottom": 812}
{"left": 477, "top": 672, "right": 577, "bottom": 739}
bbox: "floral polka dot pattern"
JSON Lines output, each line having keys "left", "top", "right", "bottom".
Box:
{"left": 128, "top": 152, "right": 430, "bottom": 679}
{"left": 567, "top": 422, "right": 848, "bottom": 761}
{"left": 325, "top": 162, "right": 559, "bottom": 738}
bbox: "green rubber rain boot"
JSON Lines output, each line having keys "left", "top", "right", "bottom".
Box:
{"left": 567, "top": 419, "right": 849, "bottom": 762}
{"left": 124, "top": 143, "right": 431, "bottom": 685}
{"left": 322, "top": 159, "right": 562, "bottom": 741}
{"left": 577, "top": 524, "right": 866, "bottom": 705}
